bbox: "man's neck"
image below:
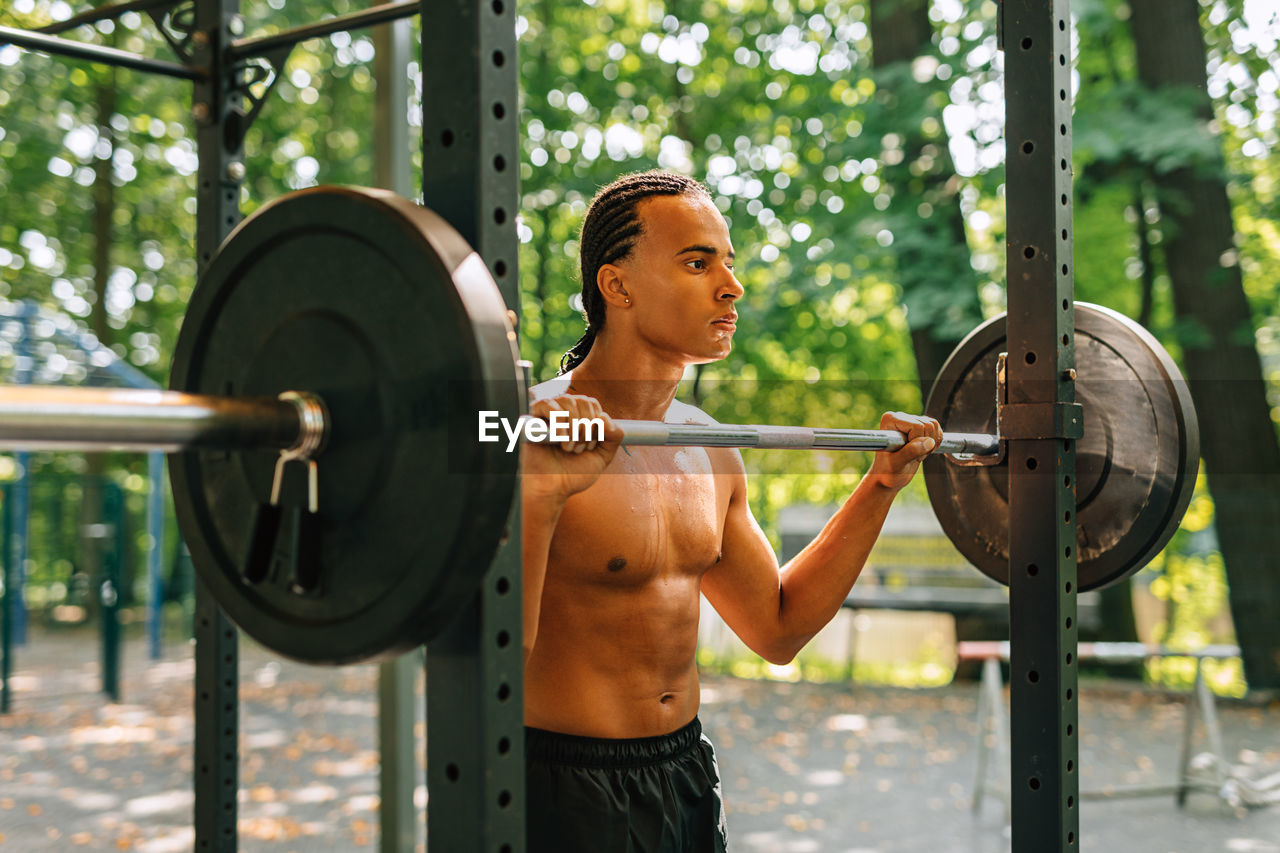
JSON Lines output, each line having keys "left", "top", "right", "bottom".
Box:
{"left": 564, "top": 334, "right": 687, "bottom": 421}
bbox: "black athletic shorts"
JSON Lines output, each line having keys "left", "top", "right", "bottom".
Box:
{"left": 525, "top": 716, "right": 729, "bottom": 853}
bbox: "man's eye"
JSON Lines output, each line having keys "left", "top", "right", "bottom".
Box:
{"left": 687, "top": 259, "right": 705, "bottom": 270}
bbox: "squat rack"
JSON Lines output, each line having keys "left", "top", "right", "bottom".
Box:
{"left": 1, "top": 1, "right": 1078, "bottom": 850}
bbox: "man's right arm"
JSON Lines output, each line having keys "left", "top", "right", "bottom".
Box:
{"left": 522, "top": 490, "right": 564, "bottom": 662}
{"left": 520, "top": 394, "right": 621, "bottom": 661}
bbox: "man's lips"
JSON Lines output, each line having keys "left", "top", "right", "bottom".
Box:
{"left": 712, "top": 314, "right": 738, "bottom": 331}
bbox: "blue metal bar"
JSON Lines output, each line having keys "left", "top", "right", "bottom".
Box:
{"left": 146, "top": 452, "right": 165, "bottom": 660}
{"left": 1, "top": 483, "right": 12, "bottom": 714}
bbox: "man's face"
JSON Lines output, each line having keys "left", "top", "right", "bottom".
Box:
{"left": 610, "top": 193, "right": 743, "bottom": 365}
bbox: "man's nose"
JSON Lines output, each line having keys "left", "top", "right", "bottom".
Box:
{"left": 718, "top": 270, "right": 744, "bottom": 300}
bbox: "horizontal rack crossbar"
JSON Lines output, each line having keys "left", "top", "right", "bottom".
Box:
{"left": 0, "top": 25, "right": 202, "bottom": 79}
{"left": 230, "top": 1, "right": 420, "bottom": 60}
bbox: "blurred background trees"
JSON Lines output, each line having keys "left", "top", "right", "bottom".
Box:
{"left": 0, "top": 0, "right": 1276, "bottom": 688}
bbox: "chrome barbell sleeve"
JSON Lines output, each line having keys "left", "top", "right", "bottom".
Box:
{"left": 0, "top": 386, "right": 320, "bottom": 454}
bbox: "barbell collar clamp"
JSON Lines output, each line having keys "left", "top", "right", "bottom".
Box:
{"left": 277, "top": 391, "right": 328, "bottom": 460}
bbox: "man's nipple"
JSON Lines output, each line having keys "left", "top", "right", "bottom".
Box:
{"left": 606, "top": 556, "right": 627, "bottom": 572}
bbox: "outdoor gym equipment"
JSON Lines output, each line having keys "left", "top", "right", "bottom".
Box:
{"left": 0, "top": 185, "right": 1198, "bottom": 664}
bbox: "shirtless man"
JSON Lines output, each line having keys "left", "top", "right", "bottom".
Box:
{"left": 521, "top": 170, "right": 942, "bottom": 852}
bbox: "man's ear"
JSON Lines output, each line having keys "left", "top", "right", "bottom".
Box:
{"left": 597, "top": 263, "right": 631, "bottom": 309}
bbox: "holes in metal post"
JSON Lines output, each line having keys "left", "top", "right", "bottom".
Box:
{"left": 1024, "top": 246, "right": 1036, "bottom": 259}
{"left": 494, "top": 207, "right": 507, "bottom": 225}
{"left": 495, "top": 576, "right": 510, "bottom": 595}
{"left": 497, "top": 682, "right": 511, "bottom": 701}
{"left": 1025, "top": 351, "right": 1037, "bottom": 365}
{"left": 492, "top": 0, "right": 504, "bottom": 13}
{"left": 493, "top": 102, "right": 506, "bottom": 119}
{"left": 441, "top": 129, "right": 454, "bottom": 148}
{"left": 1059, "top": 53, "right": 1066, "bottom": 65}
{"left": 496, "top": 630, "right": 510, "bottom": 649}
{"left": 1027, "top": 563, "right": 1039, "bottom": 577}
{"left": 492, "top": 50, "right": 505, "bottom": 67}
{"left": 1060, "top": 193, "right": 1068, "bottom": 206}
{"left": 1022, "top": 140, "right": 1034, "bottom": 154}
{"left": 1065, "top": 581, "right": 1073, "bottom": 594}
{"left": 494, "top": 154, "right": 507, "bottom": 172}
{"left": 1062, "top": 263, "right": 1069, "bottom": 275}
{"left": 1065, "top": 616, "right": 1073, "bottom": 630}
{"left": 1021, "top": 37, "right": 1032, "bottom": 49}
{"left": 498, "top": 737, "right": 511, "bottom": 755}
{"left": 1029, "top": 777, "right": 1041, "bottom": 791}
{"left": 498, "top": 790, "right": 512, "bottom": 808}
{"left": 1059, "top": 123, "right": 1067, "bottom": 136}
{"left": 1026, "top": 457, "right": 1038, "bottom": 471}
{"left": 446, "top": 763, "right": 460, "bottom": 782}
{"left": 494, "top": 260, "right": 508, "bottom": 278}
{"left": 1028, "top": 670, "right": 1040, "bottom": 683}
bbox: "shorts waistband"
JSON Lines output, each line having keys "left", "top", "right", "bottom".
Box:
{"left": 525, "top": 717, "right": 703, "bottom": 769}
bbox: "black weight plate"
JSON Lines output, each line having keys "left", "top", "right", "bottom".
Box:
{"left": 924, "top": 303, "right": 1199, "bottom": 592}
{"left": 170, "top": 187, "right": 521, "bottom": 665}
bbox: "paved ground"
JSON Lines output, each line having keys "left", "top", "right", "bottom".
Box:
{"left": 1, "top": 626, "right": 1277, "bottom": 852}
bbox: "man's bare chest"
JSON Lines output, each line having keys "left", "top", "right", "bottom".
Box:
{"left": 548, "top": 446, "right": 729, "bottom": 585}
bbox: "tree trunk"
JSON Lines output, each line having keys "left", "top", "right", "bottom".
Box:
{"left": 870, "top": 0, "right": 990, "bottom": 674}
{"left": 868, "top": 0, "right": 984, "bottom": 400}
{"left": 1130, "top": 0, "right": 1280, "bottom": 690}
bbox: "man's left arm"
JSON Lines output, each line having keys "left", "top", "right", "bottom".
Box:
{"left": 700, "top": 412, "right": 941, "bottom": 665}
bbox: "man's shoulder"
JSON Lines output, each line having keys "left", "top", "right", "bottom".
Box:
{"left": 529, "top": 376, "right": 571, "bottom": 401}
{"left": 665, "top": 398, "right": 718, "bottom": 426}
{"left": 528, "top": 375, "right": 717, "bottom": 426}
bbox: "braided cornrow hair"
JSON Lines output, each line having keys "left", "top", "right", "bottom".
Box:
{"left": 559, "top": 170, "right": 712, "bottom": 374}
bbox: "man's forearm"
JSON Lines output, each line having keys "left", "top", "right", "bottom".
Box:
{"left": 521, "top": 493, "right": 564, "bottom": 662}
{"left": 773, "top": 476, "right": 902, "bottom": 657}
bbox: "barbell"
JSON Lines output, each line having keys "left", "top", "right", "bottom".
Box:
{"left": 0, "top": 186, "right": 1199, "bottom": 664}
{"left": 0, "top": 389, "right": 1000, "bottom": 455}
